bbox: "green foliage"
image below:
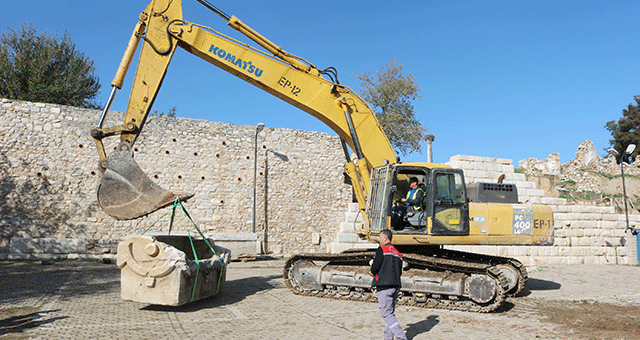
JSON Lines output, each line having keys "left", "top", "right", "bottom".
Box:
{"left": 514, "top": 168, "right": 525, "bottom": 174}
{"left": 152, "top": 106, "right": 177, "bottom": 117}
{"left": 0, "top": 23, "right": 100, "bottom": 109}
{"left": 579, "top": 169, "right": 638, "bottom": 179}
{"left": 557, "top": 180, "right": 577, "bottom": 185}
{"left": 354, "top": 58, "right": 426, "bottom": 155}
{"left": 605, "top": 95, "right": 640, "bottom": 163}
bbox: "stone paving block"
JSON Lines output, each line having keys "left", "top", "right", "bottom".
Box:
{"left": 7, "top": 258, "right": 639, "bottom": 339}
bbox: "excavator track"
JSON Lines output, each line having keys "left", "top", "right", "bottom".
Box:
{"left": 283, "top": 251, "right": 510, "bottom": 313}
{"left": 423, "top": 248, "right": 528, "bottom": 297}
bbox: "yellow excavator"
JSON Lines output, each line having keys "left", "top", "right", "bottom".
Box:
{"left": 91, "top": 0, "right": 554, "bottom": 312}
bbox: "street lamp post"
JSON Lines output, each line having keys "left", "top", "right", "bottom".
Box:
{"left": 253, "top": 123, "right": 265, "bottom": 234}
{"left": 607, "top": 144, "right": 639, "bottom": 236}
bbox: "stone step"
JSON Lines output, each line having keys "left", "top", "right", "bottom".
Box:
{"left": 344, "top": 211, "right": 363, "bottom": 223}
{"left": 347, "top": 202, "right": 361, "bottom": 213}
{"left": 531, "top": 197, "right": 568, "bottom": 205}
{"left": 520, "top": 188, "right": 546, "bottom": 197}
{"left": 335, "top": 232, "right": 369, "bottom": 243}
{"left": 339, "top": 221, "right": 360, "bottom": 233}
{"left": 330, "top": 242, "right": 378, "bottom": 254}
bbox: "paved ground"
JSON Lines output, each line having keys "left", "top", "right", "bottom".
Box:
{"left": 1, "top": 259, "right": 639, "bottom": 340}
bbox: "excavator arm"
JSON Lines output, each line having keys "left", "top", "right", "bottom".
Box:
{"left": 91, "top": 0, "right": 396, "bottom": 220}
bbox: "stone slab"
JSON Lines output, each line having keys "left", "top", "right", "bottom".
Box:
{"left": 0, "top": 238, "right": 9, "bottom": 253}
{"left": 9, "top": 238, "right": 43, "bottom": 254}
{"left": 9, "top": 238, "right": 86, "bottom": 254}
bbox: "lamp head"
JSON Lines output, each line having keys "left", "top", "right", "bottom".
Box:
{"left": 607, "top": 148, "right": 619, "bottom": 157}
{"left": 256, "top": 123, "right": 265, "bottom": 133}
{"left": 626, "top": 144, "right": 636, "bottom": 155}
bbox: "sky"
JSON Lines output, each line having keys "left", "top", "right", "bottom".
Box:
{"left": 2, "top": 0, "right": 639, "bottom": 165}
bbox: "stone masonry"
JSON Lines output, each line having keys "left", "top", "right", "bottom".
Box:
{"left": 331, "top": 153, "right": 638, "bottom": 265}
{"left": 443, "top": 154, "right": 638, "bottom": 265}
{"left": 0, "top": 98, "right": 352, "bottom": 259}
{"left": 1, "top": 99, "right": 638, "bottom": 265}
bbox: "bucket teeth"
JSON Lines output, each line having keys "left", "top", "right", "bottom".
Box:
{"left": 97, "top": 150, "right": 193, "bottom": 220}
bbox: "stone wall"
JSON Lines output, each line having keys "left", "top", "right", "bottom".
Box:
{"left": 0, "top": 98, "right": 352, "bottom": 259}
{"left": 2, "top": 99, "right": 638, "bottom": 266}
{"left": 446, "top": 155, "right": 548, "bottom": 204}
{"left": 445, "top": 155, "right": 638, "bottom": 265}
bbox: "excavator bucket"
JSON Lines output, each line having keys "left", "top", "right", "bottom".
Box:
{"left": 97, "top": 150, "right": 193, "bottom": 220}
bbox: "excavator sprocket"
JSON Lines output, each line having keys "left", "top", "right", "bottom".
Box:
{"left": 283, "top": 251, "right": 510, "bottom": 313}
{"left": 97, "top": 150, "right": 193, "bottom": 220}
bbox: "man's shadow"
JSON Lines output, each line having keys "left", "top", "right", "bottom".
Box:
{"left": 405, "top": 315, "right": 439, "bottom": 339}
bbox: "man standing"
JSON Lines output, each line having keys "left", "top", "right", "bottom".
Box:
{"left": 369, "top": 230, "right": 407, "bottom": 340}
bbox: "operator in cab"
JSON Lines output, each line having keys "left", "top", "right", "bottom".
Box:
{"left": 401, "top": 177, "right": 424, "bottom": 211}
{"left": 392, "top": 177, "right": 425, "bottom": 230}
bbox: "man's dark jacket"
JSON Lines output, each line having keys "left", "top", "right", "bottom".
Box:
{"left": 370, "top": 243, "right": 403, "bottom": 291}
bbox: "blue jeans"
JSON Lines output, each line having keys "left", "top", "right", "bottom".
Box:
{"left": 377, "top": 288, "right": 407, "bottom": 340}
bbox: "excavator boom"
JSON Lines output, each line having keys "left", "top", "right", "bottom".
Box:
{"left": 91, "top": 0, "right": 395, "bottom": 220}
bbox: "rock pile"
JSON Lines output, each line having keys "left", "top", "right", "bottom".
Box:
{"left": 519, "top": 140, "right": 640, "bottom": 200}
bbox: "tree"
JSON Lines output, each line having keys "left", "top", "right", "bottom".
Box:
{"left": 0, "top": 23, "right": 100, "bottom": 109}
{"left": 152, "top": 106, "right": 177, "bottom": 117}
{"left": 354, "top": 58, "right": 426, "bottom": 155}
{"left": 605, "top": 95, "right": 640, "bottom": 163}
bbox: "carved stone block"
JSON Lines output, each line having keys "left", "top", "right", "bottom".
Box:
{"left": 117, "top": 234, "right": 231, "bottom": 306}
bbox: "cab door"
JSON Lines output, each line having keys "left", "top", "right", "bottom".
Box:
{"left": 366, "top": 164, "right": 394, "bottom": 232}
{"left": 430, "top": 169, "right": 469, "bottom": 235}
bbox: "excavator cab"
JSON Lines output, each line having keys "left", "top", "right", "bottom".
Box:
{"left": 368, "top": 164, "right": 470, "bottom": 236}
{"left": 430, "top": 169, "right": 470, "bottom": 236}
